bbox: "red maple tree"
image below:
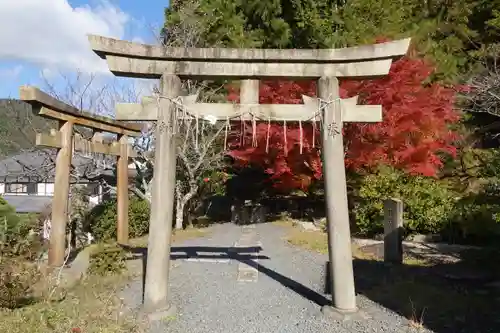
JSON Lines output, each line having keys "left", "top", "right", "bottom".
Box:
{"left": 227, "top": 57, "right": 461, "bottom": 192}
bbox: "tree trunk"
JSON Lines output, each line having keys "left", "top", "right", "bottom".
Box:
{"left": 175, "top": 199, "right": 184, "bottom": 230}
{"left": 175, "top": 181, "right": 184, "bottom": 230}
{"left": 175, "top": 181, "right": 198, "bottom": 230}
{"left": 130, "top": 181, "right": 152, "bottom": 203}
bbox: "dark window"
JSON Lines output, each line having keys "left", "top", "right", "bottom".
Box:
{"left": 26, "top": 183, "right": 37, "bottom": 194}
{"left": 5, "top": 183, "right": 28, "bottom": 193}
{"left": 5, "top": 183, "right": 38, "bottom": 194}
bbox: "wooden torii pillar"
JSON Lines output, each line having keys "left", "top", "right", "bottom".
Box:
{"left": 19, "top": 86, "right": 142, "bottom": 267}
{"left": 88, "top": 35, "right": 410, "bottom": 318}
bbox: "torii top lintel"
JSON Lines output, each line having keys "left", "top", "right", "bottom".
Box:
{"left": 19, "top": 86, "right": 143, "bottom": 137}
{"left": 88, "top": 35, "right": 411, "bottom": 80}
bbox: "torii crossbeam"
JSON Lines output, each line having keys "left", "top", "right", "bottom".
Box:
{"left": 88, "top": 34, "right": 410, "bottom": 318}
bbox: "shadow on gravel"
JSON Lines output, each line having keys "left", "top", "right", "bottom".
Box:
{"left": 174, "top": 246, "right": 330, "bottom": 306}
{"left": 351, "top": 251, "right": 500, "bottom": 333}
{"left": 123, "top": 244, "right": 330, "bottom": 307}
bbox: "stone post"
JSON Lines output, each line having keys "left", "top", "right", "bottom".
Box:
{"left": 240, "top": 79, "right": 259, "bottom": 104}
{"left": 318, "top": 76, "right": 357, "bottom": 313}
{"left": 117, "top": 134, "right": 129, "bottom": 245}
{"left": 49, "top": 120, "right": 74, "bottom": 267}
{"left": 383, "top": 198, "right": 404, "bottom": 264}
{"left": 238, "top": 79, "right": 259, "bottom": 224}
{"left": 143, "top": 75, "right": 181, "bottom": 316}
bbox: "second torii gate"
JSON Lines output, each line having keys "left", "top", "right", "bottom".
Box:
{"left": 88, "top": 35, "right": 410, "bottom": 318}
{"left": 20, "top": 86, "right": 142, "bottom": 266}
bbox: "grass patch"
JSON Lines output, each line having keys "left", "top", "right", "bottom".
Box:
{"left": 0, "top": 273, "right": 140, "bottom": 333}
{"left": 161, "top": 314, "right": 177, "bottom": 323}
{"left": 173, "top": 227, "right": 209, "bottom": 243}
{"left": 285, "top": 228, "right": 328, "bottom": 254}
{"left": 272, "top": 219, "right": 295, "bottom": 228}
{"left": 279, "top": 221, "right": 435, "bottom": 264}
{"left": 403, "top": 255, "right": 433, "bottom": 267}
{"left": 278, "top": 221, "right": 380, "bottom": 260}
{"left": 129, "top": 226, "right": 210, "bottom": 248}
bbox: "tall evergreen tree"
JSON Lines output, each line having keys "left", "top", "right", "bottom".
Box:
{"left": 163, "top": 0, "right": 500, "bottom": 82}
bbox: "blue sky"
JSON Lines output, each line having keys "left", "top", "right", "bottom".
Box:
{"left": 0, "top": 0, "right": 169, "bottom": 100}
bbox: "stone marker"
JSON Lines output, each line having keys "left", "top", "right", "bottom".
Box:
{"left": 383, "top": 198, "right": 404, "bottom": 264}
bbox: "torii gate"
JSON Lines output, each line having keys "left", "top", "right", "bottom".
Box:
{"left": 19, "top": 86, "right": 141, "bottom": 266}
{"left": 88, "top": 35, "right": 410, "bottom": 318}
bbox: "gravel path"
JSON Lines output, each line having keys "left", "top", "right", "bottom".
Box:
{"left": 121, "top": 223, "right": 432, "bottom": 333}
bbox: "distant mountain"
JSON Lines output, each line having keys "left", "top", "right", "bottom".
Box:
{"left": 0, "top": 99, "right": 56, "bottom": 158}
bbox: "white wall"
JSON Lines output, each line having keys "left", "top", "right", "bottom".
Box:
{"left": 0, "top": 182, "right": 106, "bottom": 206}
{"left": 0, "top": 182, "right": 48, "bottom": 195}
{"left": 0, "top": 183, "right": 29, "bottom": 195}
{"left": 37, "top": 183, "right": 54, "bottom": 196}
{"left": 1, "top": 182, "right": 101, "bottom": 199}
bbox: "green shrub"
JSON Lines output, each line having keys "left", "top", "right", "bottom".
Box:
{"left": 443, "top": 182, "right": 500, "bottom": 244}
{"left": 352, "top": 166, "right": 456, "bottom": 236}
{"left": 0, "top": 196, "right": 21, "bottom": 242}
{"left": 0, "top": 259, "right": 39, "bottom": 309}
{"left": 86, "top": 196, "right": 150, "bottom": 242}
{"left": 88, "top": 244, "right": 127, "bottom": 276}
{"left": 0, "top": 198, "right": 43, "bottom": 259}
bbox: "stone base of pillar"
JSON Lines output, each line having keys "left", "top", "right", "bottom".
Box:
{"left": 142, "top": 304, "right": 178, "bottom": 322}
{"left": 321, "top": 305, "right": 370, "bottom": 321}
